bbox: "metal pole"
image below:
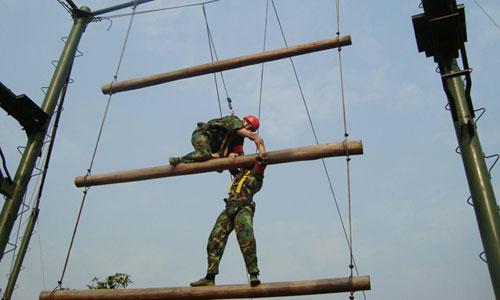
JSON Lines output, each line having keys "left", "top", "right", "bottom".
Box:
{"left": 92, "top": 0, "right": 155, "bottom": 16}
{"left": 2, "top": 209, "right": 39, "bottom": 300}
{"left": 439, "top": 59, "right": 500, "bottom": 298}
{"left": 2, "top": 70, "right": 72, "bottom": 300}
{"left": 0, "top": 6, "right": 90, "bottom": 266}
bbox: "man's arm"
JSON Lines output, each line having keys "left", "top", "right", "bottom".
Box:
{"left": 253, "top": 160, "right": 267, "bottom": 175}
{"left": 235, "top": 128, "right": 267, "bottom": 157}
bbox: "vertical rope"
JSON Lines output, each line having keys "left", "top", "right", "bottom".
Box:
{"left": 334, "top": 1, "right": 365, "bottom": 299}
{"left": 52, "top": 3, "right": 138, "bottom": 293}
{"left": 269, "top": 1, "right": 365, "bottom": 299}
{"left": 271, "top": 0, "right": 356, "bottom": 280}
{"left": 258, "top": 0, "right": 270, "bottom": 123}
{"left": 202, "top": 5, "right": 233, "bottom": 116}
{"left": 202, "top": 5, "right": 223, "bottom": 117}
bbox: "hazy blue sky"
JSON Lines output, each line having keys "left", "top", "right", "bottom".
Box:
{"left": 1, "top": 0, "right": 499, "bottom": 299}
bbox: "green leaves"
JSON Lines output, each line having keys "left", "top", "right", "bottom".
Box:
{"left": 87, "top": 272, "right": 133, "bottom": 290}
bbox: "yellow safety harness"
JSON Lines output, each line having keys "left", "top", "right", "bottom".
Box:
{"left": 228, "top": 170, "right": 252, "bottom": 194}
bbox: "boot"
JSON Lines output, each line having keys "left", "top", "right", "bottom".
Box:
{"left": 190, "top": 278, "right": 214, "bottom": 287}
{"left": 250, "top": 274, "right": 260, "bottom": 286}
{"left": 169, "top": 157, "right": 181, "bottom": 166}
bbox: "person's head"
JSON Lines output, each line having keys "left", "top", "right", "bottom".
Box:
{"left": 243, "top": 115, "right": 260, "bottom": 132}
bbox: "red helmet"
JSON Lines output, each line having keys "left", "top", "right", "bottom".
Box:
{"left": 243, "top": 115, "right": 260, "bottom": 131}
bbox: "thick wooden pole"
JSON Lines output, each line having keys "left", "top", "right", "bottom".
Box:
{"left": 75, "top": 140, "right": 363, "bottom": 187}
{"left": 40, "top": 275, "right": 370, "bottom": 300}
{"left": 101, "top": 35, "right": 352, "bottom": 94}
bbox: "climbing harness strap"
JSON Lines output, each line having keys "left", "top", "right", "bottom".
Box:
{"left": 228, "top": 170, "right": 251, "bottom": 194}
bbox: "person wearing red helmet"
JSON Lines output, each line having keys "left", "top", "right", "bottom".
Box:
{"left": 169, "top": 115, "right": 266, "bottom": 166}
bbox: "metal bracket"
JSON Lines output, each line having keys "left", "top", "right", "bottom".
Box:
{"left": 0, "top": 81, "right": 48, "bottom": 137}
{"left": 412, "top": 1, "right": 466, "bottom": 62}
{"left": 0, "top": 176, "right": 14, "bottom": 198}
{"left": 441, "top": 68, "right": 472, "bottom": 79}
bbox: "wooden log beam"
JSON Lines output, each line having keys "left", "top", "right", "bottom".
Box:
{"left": 75, "top": 140, "right": 363, "bottom": 188}
{"left": 101, "top": 35, "right": 352, "bottom": 95}
{"left": 40, "top": 275, "right": 370, "bottom": 300}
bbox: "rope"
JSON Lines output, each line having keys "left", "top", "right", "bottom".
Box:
{"left": 202, "top": 5, "right": 223, "bottom": 117}
{"left": 471, "top": 0, "right": 500, "bottom": 32}
{"left": 257, "top": 0, "right": 270, "bottom": 125}
{"left": 53, "top": 3, "right": 138, "bottom": 292}
{"left": 335, "top": 0, "right": 353, "bottom": 298}
{"left": 270, "top": 2, "right": 365, "bottom": 299}
{"left": 104, "top": 0, "right": 221, "bottom": 19}
{"left": 334, "top": 1, "right": 365, "bottom": 299}
{"left": 202, "top": 4, "right": 233, "bottom": 116}
{"left": 36, "top": 219, "right": 47, "bottom": 290}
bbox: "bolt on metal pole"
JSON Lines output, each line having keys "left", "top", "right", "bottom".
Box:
{"left": 0, "top": 4, "right": 91, "bottom": 277}
{"left": 439, "top": 59, "right": 500, "bottom": 299}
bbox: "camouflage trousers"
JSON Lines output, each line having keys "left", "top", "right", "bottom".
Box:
{"left": 206, "top": 202, "right": 259, "bottom": 275}
{"left": 180, "top": 129, "right": 213, "bottom": 163}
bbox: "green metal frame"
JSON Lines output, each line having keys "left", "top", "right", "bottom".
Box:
{"left": 0, "top": 7, "right": 92, "bottom": 300}
{"left": 0, "top": 7, "right": 91, "bottom": 261}
{"left": 413, "top": 1, "right": 499, "bottom": 298}
{"left": 0, "top": 1, "right": 159, "bottom": 298}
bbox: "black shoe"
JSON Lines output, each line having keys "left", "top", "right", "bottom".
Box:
{"left": 169, "top": 157, "right": 181, "bottom": 166}
{"left": 250, "top": 274, "right": 260, "bottom": 286}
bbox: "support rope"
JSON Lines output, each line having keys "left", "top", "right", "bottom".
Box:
{"left": 202, "top": 5, "right": 233, "bottom": 116}
{"left": 202, "top": 5, "right": 223, "bottom": 117}
{"left": 471, "top": 0, "right": 500, "bottom": 32}
{"left": 270, "top": 2, "right": 365, "bottom": 299}
{"left": 257, "top": 0, "right": 270, "bottom": 125}
{"left": 333, "top": 0, "right": 360, "bottom": 298}
{"left": 52, "top": 3, "right": 138, "bottom": 293}
{"left": 103, "top": 0, "right": 221, "bottom": 20}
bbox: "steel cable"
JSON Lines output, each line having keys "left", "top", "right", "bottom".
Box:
{"left": 53, "top": 3, "right": 138, "bottom": 292}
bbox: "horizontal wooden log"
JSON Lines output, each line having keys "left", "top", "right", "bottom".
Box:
{"left": 40, "top": 275, "right": 370, "bottom": 299}
{"left": 75, "top": 140, "right": 363, "bottom": 187}
{"left": 101, "top": 35, "right": 352, "bottom": 94}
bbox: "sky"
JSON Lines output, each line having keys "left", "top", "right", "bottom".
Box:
{"left": 0, "top": 0, "right": 499, "bottom": 299}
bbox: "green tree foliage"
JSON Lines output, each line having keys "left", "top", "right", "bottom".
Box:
{"left": 87, "top": 272, "right": 133, "bottom": 289}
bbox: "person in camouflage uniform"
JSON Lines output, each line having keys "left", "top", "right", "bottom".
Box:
{"left": 190, "top": 159, "right": 267, "bottom": 287}
{"left": 169, "top": 115, "right": 266, "bottom": 165}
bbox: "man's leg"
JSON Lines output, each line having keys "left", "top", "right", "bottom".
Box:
{"left": 206, "top": 210, "right": 234, "bottom": 275}
{"left": 234, "top": 207, "right": 259, "bottom": 277}
{"left": 180, "top": 130, "right": 213, "bottom": 163}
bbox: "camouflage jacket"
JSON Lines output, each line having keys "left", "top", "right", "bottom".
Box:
{"left": 197, "top": 115, "right": 244, "bottom": 156}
